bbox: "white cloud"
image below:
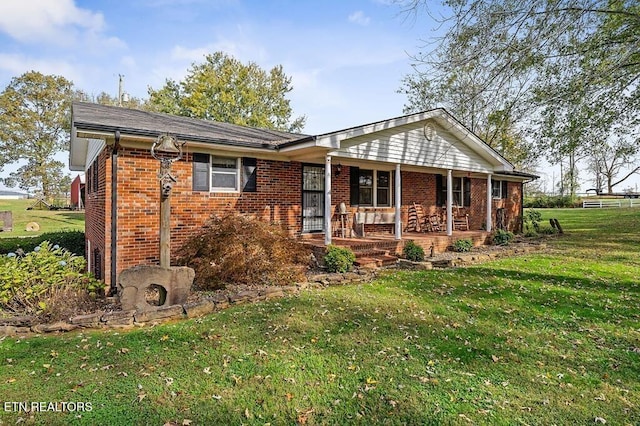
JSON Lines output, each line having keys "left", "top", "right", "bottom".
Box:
{"left": 0, "top": 0, "right": 116, "bottom": 47}
{"left": 348, "top": 11, "right": 371, "bottom": 26}
{"left": 0, "top": 53, "right": 76, "bottom": 80}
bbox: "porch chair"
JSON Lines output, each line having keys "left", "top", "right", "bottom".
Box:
{"left": 407, "top": 203, "right": 429, "bottom": 232}
{"left": 427, "top": 213, "right": 443, "bottom": 232}
{"left": 452, "top": 205, "right": 469, "bottom": 231}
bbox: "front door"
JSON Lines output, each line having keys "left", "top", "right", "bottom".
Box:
{"left": 302, "top": 165, "right": 325, "bottom": 232}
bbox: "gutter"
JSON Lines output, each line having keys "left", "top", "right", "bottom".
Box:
{"left": 109, "top": 131, "right": 120, "bottom": 296}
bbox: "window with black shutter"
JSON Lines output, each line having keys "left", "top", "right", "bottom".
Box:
{"left": 438, "top": 175, "right": 468, "bottom": 207}
{"left": 242, "top": 157, "right": 257, "bottom": 192}
{"left": 192, "top": 153, "right": 210, "bottom": 191}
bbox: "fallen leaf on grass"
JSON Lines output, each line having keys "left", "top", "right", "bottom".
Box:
{"left": 595, "top": 417, "right": 607, "bottom": 424}
{"left": 137, "top": 393, "right": 146, "bottom": 403}
{"left": 491, "top": 355, "right": 500, "bottom": 363}
{"left": 182, "top": 420, "right": 192, "bottom": 425}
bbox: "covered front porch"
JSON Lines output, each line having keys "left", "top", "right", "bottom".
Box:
{"left": 303, "top": 229, "right": 491, "bottom": 267}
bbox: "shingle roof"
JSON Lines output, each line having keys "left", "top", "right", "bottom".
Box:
{"left": 72, "top": 102, "right": 309, "bottom": 148}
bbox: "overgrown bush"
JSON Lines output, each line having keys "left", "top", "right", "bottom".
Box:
{"left": 323, "top": 245, "right": 356, "bottom": 273}
{"left": 0, "top": 242, "right": 102, "bottom": 320}
{"left": 176, "top": 214, "right": 310, "bottom": 289}
{"left": 0, "top": 230, "right": 85, "bottom": 256}
{"left": 403, "top": 240, "right": 425, "bottom": 262}
{"left": 452, "top": 239, "right": 473, "bottom": 252}
{"left": 492, "top": 229, "right": 514, "bottom": 246}
{"left": 523, "top": 208, "right": 542, "bottom": 234}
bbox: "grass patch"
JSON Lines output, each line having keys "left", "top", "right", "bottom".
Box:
{"left": 0, "top": 199, "right": 84, "bottom": 238}
{"left": 0, "top": 208, "right": 639, "bottom": 424}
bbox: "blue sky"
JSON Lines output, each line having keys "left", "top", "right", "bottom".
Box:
{"left": 0, "top": 0, "right": 440, "bottom": 135}
{"left": 1, "top": 0, "right": 636, "bottom": 193}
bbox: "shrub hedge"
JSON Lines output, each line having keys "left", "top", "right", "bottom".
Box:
{"left": 0, "top": 230, "right": 85, "bottom": 256}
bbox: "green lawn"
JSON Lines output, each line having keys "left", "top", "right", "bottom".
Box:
{"left": 0, "top": 199, "right": 84, "bottom": 238}
{"left": 0, "top": 208, "right": 639, "bottom": 425}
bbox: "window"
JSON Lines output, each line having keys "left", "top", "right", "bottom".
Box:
{"left": 192, "top": 154, "right": 256, "bottom": 192}
{"left": 492, "top": 180, "right": 508, "bottom": 199}
{"left": 377, "top": 171, "right": 390, "bottom": 206}
{"left": 436, "top": 175, "right": 471, "bottom": 207}
{"left": 211, "top": 156, "right": 239, "bottom": 191}
{"left": 350, "top": 167, "right": 392, "bottom": 207}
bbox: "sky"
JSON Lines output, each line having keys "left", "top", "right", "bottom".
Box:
{"left": 0, "top": 0, "right": 637, "bottom": 194}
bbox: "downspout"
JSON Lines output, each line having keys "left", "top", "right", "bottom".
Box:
{"left": 108, "top": 131, "right": 120, "bottom": 296}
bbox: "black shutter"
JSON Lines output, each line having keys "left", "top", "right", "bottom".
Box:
{"left": 242, "top": 157, "right": 257, "bottom": 192}
{"left": 464, "top": 177, "right": 471, "bottom": 207}
{"left": 435, "top": 174, "right": 443, "bottom": 206}
{"left": 350, "top": 166, "right": 360, "bottom": 205}
{"left": 192, "top": 153, "right": 210, "bottom": 191}
{"left": 502, "top": 180, "right": 508, "bottom": 199}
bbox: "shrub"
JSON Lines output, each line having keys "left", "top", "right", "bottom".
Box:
{"left": 176, "top": 214, "right": 310, "bottom": 289}
{"left": 452, "top": 239, "right": 473, "bottom": 252}
{"left": 492, "top": 229, "right": 514, "bottom": 246}
{"left": 323, "top": 245, "right": 356, "bottom": 273}
{"left": 403, "top": 240, "right": 425, "bottom": 262}
{"left": 539, "top": 225, "right": 558, "bottom": 235}
{"left": 0, "top": 242, "right": 102, "bottom": 320}
{"left": 523, "top": 208, "right": 542, "bottom": 234}
{"left": 0, "top": 230, "right": 85, "bottom": 256}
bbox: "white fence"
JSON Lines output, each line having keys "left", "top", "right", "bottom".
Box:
{"left": 582, "top": 199, "right": 637, "bottom": 208}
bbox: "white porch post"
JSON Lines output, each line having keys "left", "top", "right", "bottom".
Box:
{"left": 324, "top": 155, "right": 332, "bottom": 246}
{"left": 486, "top": 174, "right": 493, "bottom": 232}
{"left": 394, "top": 164, "right": 402, "bottom": 240}
{"left": 446, "top": 169, "right": 453, "bottom": 236}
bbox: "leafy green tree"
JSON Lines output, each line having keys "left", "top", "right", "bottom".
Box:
{"left": 397, "top": 0, "right": 640, "bottom": 192}
{"left": 0, "top": 71, "right": 73, "bottom": 199}
{"left": 148, "top": 52, "right": 306, "bottom": 132}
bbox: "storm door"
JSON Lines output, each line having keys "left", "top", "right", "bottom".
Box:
{"left": 302, "top": 165, "right": 325, "bottom": 232}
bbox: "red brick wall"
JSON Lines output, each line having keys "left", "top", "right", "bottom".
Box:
{"left": 110, "top": 148, "right": 304, "bottom": 282}
{"left": 84, "top": 150, "right": 109, "bottom": 282}
{"left": 85, "top": 150, "right": 524, "bottom": 287}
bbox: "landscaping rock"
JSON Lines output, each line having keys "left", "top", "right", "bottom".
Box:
{"left": 118, "top": 265, "right": 195, "bottom": 312}
{"left": 102, "top": 310, "right": 135, "bottom": 326}
{"left": 31, "top": 322, "right": 78, "bottom": 333}
{"left": 70, "top": 312, "right": 104, "bottom": 327}
{"left": 0, "top": 315, "right": 36, "bottom": 327}
{"left": 183, "top": 300, "right": 216, "bottom": 318}
{"left": 263, "top": 287, "right": 285, "bottom": 299}
{"left": 134, "top": 305, "right": 184, "bottom": 323}
{"left": 0, "top": 325, "right": 17, "bottom": 335}
{"left": 229, "top": 290, "right": 259, "bottom": 304}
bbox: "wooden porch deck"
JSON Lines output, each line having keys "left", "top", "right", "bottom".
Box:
{"left": 302, "top": 230, "right": 491, "bottom": 267}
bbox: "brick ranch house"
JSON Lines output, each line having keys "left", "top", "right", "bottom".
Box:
{"left": 69, "top": 102, "right": 536, "bottom": 288}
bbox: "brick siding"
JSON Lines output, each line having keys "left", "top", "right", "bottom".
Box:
{"left": 85, "top": 151, "right": 523, "bottom": 287}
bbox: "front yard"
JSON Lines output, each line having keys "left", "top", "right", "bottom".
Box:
{"left": 0, "top": 208, "right": 638, "bottom": 425}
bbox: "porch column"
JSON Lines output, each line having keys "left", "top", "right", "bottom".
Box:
{"left": 324, "top": 155, "right": 332, "bottom": 246}
{"left": 486, "top": 174, "right": 493, "bottom": 232}
{"left": 394, "top": 164, "right": 402, "bottom": 240}
{"left": 446, "top": 169, "right": 453, "bottom": 236}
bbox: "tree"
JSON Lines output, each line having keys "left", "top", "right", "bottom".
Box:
{"left": 148, "top": 52, "right": 306, "bottom": 132}
{"left": 0, "top": 71, "right": 73, "bottom": 199}
{"left": 587, "top": 137, "right": 640, "bottom": 193}
{"left": 396, "top": 0, "right": 640, "bottom": 193}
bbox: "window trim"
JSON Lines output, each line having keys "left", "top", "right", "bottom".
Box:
{"left": 351, "top": 167, "right": 393, "bottom": 208}
{"left": 492, "top": 180, "right": 509, "bottom": 199}
{"left": 437, "top": 175, "right": 471, "bottom": 207}
{"left": 210, "top": 155, "right": 241, "bottom": 193}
